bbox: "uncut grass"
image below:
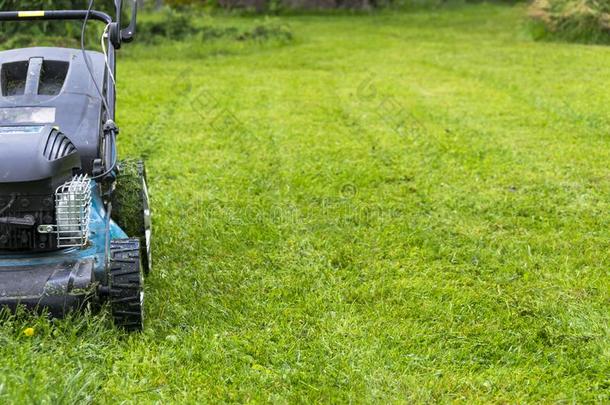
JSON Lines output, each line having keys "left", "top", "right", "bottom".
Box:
{"left": 0, "top": 4, "right": 608, "bottom": 403}
{"left": 528, "top": 0, "right": 610, "bottom": 44}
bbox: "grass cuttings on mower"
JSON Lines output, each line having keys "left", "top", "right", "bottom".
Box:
{"left": 112, "top": 159, "right": 152, "bottom": 274}
{"left": 529, "top": 0, "right": 610, "bottom": 43}
{"left": 112, "top": 159, "right": 144, "bottom": 234}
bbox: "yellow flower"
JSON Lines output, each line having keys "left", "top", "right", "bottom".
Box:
{"left": 23, "top": 327, "right": 35, "bottom": 337}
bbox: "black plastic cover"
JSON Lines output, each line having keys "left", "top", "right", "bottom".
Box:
{"left": 0, "top": 47, "right": 106, "bottom": 173}
{"left": 0, "top": 124, "right": 80, "bottom": 184}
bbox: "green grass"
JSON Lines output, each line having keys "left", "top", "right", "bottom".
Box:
{"left": 1, "top": 4, "right": 609, "bottom": 403}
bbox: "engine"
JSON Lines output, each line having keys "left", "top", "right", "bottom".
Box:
{"left": 0, "top": 125, "right": 89, "bottom": 251}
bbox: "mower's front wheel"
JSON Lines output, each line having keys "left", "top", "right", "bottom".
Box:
{"left": 109, "top": 238, "right": 144, "bottom": 332}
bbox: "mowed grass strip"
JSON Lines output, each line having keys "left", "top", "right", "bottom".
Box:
{"left": 0, "top": 4, "right": 608, "bottom": 403}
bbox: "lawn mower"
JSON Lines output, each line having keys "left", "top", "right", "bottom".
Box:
{"left": 0, "top": 1, "right": 150, "bottom": 331}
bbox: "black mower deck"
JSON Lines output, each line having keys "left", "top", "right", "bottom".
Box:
{"left": 0, "top": 258, "right": 95, "bottom": 317}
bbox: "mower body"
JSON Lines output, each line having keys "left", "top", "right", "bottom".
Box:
{"left": 0, "top": 3, "right": 147, "bottom": 330}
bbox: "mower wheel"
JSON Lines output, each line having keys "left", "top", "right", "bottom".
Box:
{"left": 109, "top": 238, "right": 144, "bottom": 332}
{"left": 112, "top": 159, "right": 152, "bottom": 275}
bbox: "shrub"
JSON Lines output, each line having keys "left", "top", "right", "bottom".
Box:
{"left": 235, "top": 22, "right": 292, "bottom": 41}
{"left": 137, "top": 8, "right": 293, "bottom": 44}
{"left": 529, "top": 0, "right": 610, "bottom": 44}
{"left": 138, "top": 8, "right": 201, "bottom": 41}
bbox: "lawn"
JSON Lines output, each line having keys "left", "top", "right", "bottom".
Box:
{"left": 1, "top": 3, "right": 609, "bottom": 403}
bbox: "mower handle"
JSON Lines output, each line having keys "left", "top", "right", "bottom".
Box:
{"left": 0, "top": 1, "right": 137, "bottom": 48}
{"left": 0, "top": 10, "right": 112, "bottom": 25}
{"left": 115, "top": 0, "right": 138, "bottom": 45}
